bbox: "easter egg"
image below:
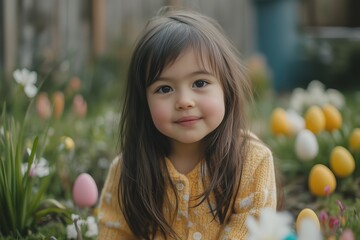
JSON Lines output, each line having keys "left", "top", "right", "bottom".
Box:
{"left": 72, "top": 173, "right": 98, "bottom": 208}
{"left": 36, "top": 92, "right": 52, "bottom": 119}
{"left": 286, "top": 109, "right": 305, "bottom": 134}
{"left": 330, "top": 146, "right": 355, "bottom": 177}
{"left": 295, "top": 129, "right": 318, "bottom": 161}
{"left": 305, "top": 106, "right": 325, "bottom": 134}
{"left": 52, "top": 91, "right": 65, "bottom": 119}
{"left": 60, "top": 136, "right": 75, "bottom": 151}
{"left": 296, "top": 208, "right": 320, "bottom": 233}
{"left": 349, "top": 128, "right": 360, "bottom": 151}
{"left": 322, "top": 104, "right": 342, "bottom": 132}
{"left": 308, "top": 164, "right": 336, "bottom": 197}
{"left": 270, "top": 108, "right": 292, "bottom": 136}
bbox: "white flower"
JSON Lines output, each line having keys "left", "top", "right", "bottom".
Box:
{"left": 85, "top": 216, "right": 98, "bottom": 237}
{"left": 21, "top": 148, "right": 50, "bottom": 177}
{"left": 67, "top": 215, "right": 86, "bottom": 239}
{"left": 326, "top": 88, "right": 345, "bottom": 109}
{"left": 66, "top": 224, "right": 78, "bottom": 239}
{"left": 13, "top": 68, "right": 37, "bottom": 86}
{"left": 289, "top": 88, "right": 306, "bottom": 112}
{"left": 289, "top": 80, "right": 345, "bottom": 113}
{"left": 13, "top": 68, "right": 38, "bottom": 98}
{"left": 71, "top": 214, "right": 81, "bottom": 221}
{"left": 307, "top": 80, "right": 328, "bottom": 107}
{"left": 297, "top": 218, "right": 322, "bottom": 240}
{"left": 246, "top": 208, "right": 293, "bottom": 240}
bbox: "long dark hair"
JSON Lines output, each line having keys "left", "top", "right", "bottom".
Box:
{"left": 118, "top": 8, "right": 252, "bottom": 239}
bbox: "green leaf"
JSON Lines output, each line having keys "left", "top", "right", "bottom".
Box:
{"left": 35, "top": 207, "right": 72, "bottom": 223}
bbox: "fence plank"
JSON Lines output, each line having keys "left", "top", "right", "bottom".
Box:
{"left": 2, "top": 0, "right": 254, "bottom": 72}
{"left": 3, "top": 0, "right": 18, "bottom": 77}
{"left": 93, "top": 0, "right": 106, "bottom": 56}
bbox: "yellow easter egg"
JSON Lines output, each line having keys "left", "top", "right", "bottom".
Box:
{"left": 60, "top": 136, "right": 75, "bottom": 151}
{"left": 296, "top": 208, "right": 320, "bottom": 233}
{"left": 270, "top": 108, "right": 292, "bottom": 136}
{"left": 308, "top": 164, "right": 336, "bottom": 197}
{"left": 330, "top": 146, "right": 355, "bottom": 177}
{"left": 322, "top": 104, "right": 342, "bottom": 132}
{"left": 305, "top": 106, "right": 325, "bottom": 134}
{"left": 349, "top": 128, "right": 360, "bottom": 151}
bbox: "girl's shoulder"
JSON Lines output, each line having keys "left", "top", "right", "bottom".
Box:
{"left": 242, "top": 130, "right": 273, "bottom": 164}
{"left": 105, "top": 155, "right": 122, "bottom": 178}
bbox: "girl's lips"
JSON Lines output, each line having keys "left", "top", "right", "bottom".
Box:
{"left": 175, "top": 116, "right": 201, "bottom": 126}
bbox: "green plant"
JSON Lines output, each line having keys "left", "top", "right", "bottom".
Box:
{"left": 0, "top": 106, "right": 71, "bottom": 238}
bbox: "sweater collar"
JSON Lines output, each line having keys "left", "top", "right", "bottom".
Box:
{"left": 165, "top": 157, "right": 204, "bottom": 182}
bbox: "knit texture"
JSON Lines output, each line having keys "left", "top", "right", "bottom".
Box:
{"left": 97, "top": 136, "right": 277, "bottom": 239}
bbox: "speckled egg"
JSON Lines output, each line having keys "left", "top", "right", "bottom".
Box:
{"left": 72, "top": 173, "right": 98, "bottom": 208}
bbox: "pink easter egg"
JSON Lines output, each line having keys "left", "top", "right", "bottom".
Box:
{"left": 72, "top": 173, "right": 98, "bottom": 208}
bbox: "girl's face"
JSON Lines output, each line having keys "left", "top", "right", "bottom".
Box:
{"left": 147, "top": 48, "right": 225, "bottom": 146}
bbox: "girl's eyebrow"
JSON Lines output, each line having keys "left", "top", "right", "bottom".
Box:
{"left": 157, "top": 70, "right": 214, "bottom": 81}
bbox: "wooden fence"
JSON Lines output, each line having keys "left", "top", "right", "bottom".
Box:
{"left": 1, "top": 0, "right": 256, "bottom": 77}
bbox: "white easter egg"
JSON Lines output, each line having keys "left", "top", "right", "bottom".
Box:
{"left": 72, "top": 173, "right": 99, "bottom": 208}
{"left": 286, "top": 109, "right": 305, "bottom": 134}
{"left": 295, "top": 129, "right": 319, "bottom": 161}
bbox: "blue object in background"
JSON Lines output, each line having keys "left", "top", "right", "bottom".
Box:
{"left": 253, "top": 0, "right": 301, "bottom": 92}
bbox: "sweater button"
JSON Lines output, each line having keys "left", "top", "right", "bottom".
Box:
{"left": 193, "top": 232, "right": 202, "bottom": 240}
{"left": 176, "top": 182, "right": 184, "bottom": 191}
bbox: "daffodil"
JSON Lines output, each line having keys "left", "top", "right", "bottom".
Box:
{"left": 13, "top": 68, "right": 38, "bottom": 98}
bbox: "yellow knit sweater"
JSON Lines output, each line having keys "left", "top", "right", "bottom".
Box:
{"left": 97, "top": 137, "right": 276, "bottom": 239}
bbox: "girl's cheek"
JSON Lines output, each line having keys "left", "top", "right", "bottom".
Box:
{"left": 149, "top": 103, "right": 169, "bottom": 126}
{"left": 203, "top": 95, "right": 225, "bottom": 116}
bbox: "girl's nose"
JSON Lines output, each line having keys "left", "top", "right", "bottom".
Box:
{"left": 175, "top": 92, "right": 195, "bottom": 110}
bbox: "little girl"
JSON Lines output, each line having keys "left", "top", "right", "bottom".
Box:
{"left": 98, "top": 8, "right": 277, "bottom": 240}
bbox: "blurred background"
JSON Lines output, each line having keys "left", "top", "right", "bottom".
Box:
{"left": 1, "top": 0, "right": 360, "bottom": 239}
{"left": 1, "top": 0, "right": 360, "bottom": 97}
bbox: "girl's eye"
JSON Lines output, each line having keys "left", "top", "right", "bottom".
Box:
{"left": 156, "top": 86, "right": 173, "bottom": 94}
{"left": 193, "top": 80, "right": 208, "bottom": 88}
